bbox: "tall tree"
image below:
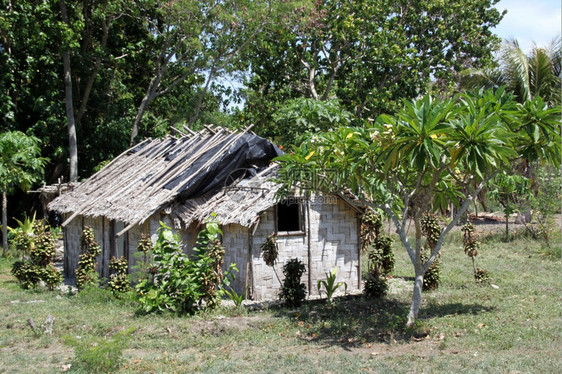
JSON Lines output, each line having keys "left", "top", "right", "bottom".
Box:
{"left": 59, "top": 0, "right": 78, "bottom": 181}
{"left": 0, "top": 131, "right": 47, "bottom": 255}
{"left": 275, "top": 87, "right": 561, "bottom": 325}
{"left": 129, "top": 0, "right": 303, "bottom": 145}
{"left": 501, "top": 37, "right": 561, "bottom": 106}
{"left": 244, "top": 0, "right": 504, "bottom": 139}
{"left": 462, "top": 36, "right": 561, "bottom": 106}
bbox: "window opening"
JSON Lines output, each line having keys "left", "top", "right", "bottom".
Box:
{"left": 276, "top": 199, "right": 303, "bottom": 233}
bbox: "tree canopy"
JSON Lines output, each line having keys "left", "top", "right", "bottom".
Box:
{"left": 243, "top": 0, "right": 505, "bottom": 138}
{"left": 0, "top": 131, "right": 47, "bottom": 255}
{"left": 275, "top": 88, "right": 561, "bottom": 324}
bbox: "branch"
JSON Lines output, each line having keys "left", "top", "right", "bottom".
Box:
{"left": 423, "top": 171, "right": 498, "bottom": 272}
{"left": 385, "top": 203, "right": 415, "bottom": 264}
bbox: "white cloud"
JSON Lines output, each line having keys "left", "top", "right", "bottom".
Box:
{"left": 494, "top": 0, "right": 561, "bottom": 52}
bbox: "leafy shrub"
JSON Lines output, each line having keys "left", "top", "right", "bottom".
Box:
{"left": 279, "top": 258, "right": 307, "bottom": 307}
{"left": 108, "top": 257, "right": 130, "bottom": 298}
{"left": 461, "top": 221, "right": 489, "bottom": 283}
{"left": 10, "top": 219, "right": 62, "bottom": 290}
{"left": 363, "top": 268, "right": 388, "bottom": 298}
{"left": 64, "top": 327, "right": 135, "bottom": 373}
{"left": 9, "top": 212, "right": 37, "bottom": 257}
{"left": 421, "top": 214, "right": 441, "bottom": 291}
{"left": 41, "top": 264, "right": 63, "bottom": 291}
{"left": 421, "top": 249, "right": 441, "bottom": 291}
{"left": 30, "top": 230, "right": 55, "bottom": 267}
{"left": 11, "top": 261, "right": 41, "bottom": 289}
{"left": 362, "top": 210, "right": 394, "bottom": 275}
{"left": 135, "top": 216, "right": 236, "bottom": 315}
{"left": 75, "top": 227, "right": 101, "bottom": 290}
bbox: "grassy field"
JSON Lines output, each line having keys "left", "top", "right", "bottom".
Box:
{"left": 0, "top": 225, "right": 560, "bottom": 373}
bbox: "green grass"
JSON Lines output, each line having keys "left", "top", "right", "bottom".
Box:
{"left": 0, "top": 228, "right": 560, "bottom": 373}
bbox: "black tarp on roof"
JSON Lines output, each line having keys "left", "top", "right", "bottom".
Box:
{"left": 164, "top": 133, "right": 283, "bottom": 201}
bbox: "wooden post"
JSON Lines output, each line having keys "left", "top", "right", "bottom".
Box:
{"left": 306, "top": 196, "right": 312, "bottom": 296}
{"left": 357, "top": 213, "right": 362, "bottom": 290}
{"left": 63, "top": 214, "right": 69, "bottom": 278}
{"left": 246, "top": 225, "right": 255, "bottom": 300}
{"left": 102, "top": 217, "right": 106, "bottom": 278}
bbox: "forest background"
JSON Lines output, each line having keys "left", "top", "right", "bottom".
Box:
{"left": 0, "top": 0, "right": 560, "bottom": 225}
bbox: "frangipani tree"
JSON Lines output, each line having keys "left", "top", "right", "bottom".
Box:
{"left": 276, "top": 87, "right": 560, "bottom": 325}
{"left": 0, "top": 131, "right": 47, "bottom": 256}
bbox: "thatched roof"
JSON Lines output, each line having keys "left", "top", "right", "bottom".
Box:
{"left": 170, "top": 164, "right": 282, "bottom": 228}
{"left": 48, "top": 126, "right": 282, "bottom": 235}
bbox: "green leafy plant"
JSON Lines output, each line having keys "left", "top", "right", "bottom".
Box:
{"left": 279, "top": 258, "right": 307, "bottom": 307}
{"left": 224, "top": 285, "right": 247, "bottom": 307}
{"left": 64, "top": 327, "right": 135, "bottom": 373}
{"left": 0, "top": 131, "right": 47, "bottom": 256}
{"left": 11, "top": 260, "right": 41, "bottom": 289}
{"left": 362, "top": 210, "right": 395, "bottom": 276}
{"left": 421, "top": 249, "right": 441, "bottom": 291}
{"left": 75, "top": 227, "right": 101, "bottom": 290}
{"left": 41, "top": 264, "right": 63, "bottom": 291}
{"left": 135, "top": 216, "right": 237, "bottom": 315}
{"left": 317, "top": 267, "right": 347, "bottom": 303}
{"left": 421, "top": 214, "right": 442, "bottom": 291}
{"left": 364, "top": 268, "right": 388, "bottom": 298}
{"left": 8, "top": 212, "right": 37, "bottom": 258}
{"left": 362, "top": 210, "right": 393, "bottom": 299}
{"left": 10, "top": 220, "right": 62, "bottom": 290}
{"left": 108, "top": 256, "right": 130, "bottom": 298}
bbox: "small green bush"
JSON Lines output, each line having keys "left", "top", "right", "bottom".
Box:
{"left": 64, "top": 327, "right": 135, "bottom": 373}
{"left": 421, "top": 214, "right": 442, "bottom": 291}
{"left": 364, "top": 268, "right": 388, "bottom": 298}
{"left": 421, "top": 249, "right": 441, "bottom": 291}
{"left": 11, "top": 261, "right": 41, "bottom": 289}
{"left": 75, "top": 227, "right": 101, "bottom": 290}
{"left": 10, "top": 220, "right": 62, "bottom": 290}
{"left": 135, "top": 216, "right": 236, "bottom": 315}
{"left": 279, "top": 258, "right": 307, "bottom": 307}
{"left": 108, "top": 257, "right": 131, "bottom": 298}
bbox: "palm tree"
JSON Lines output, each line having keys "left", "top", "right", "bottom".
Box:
{"left": 461, "top": 36, "right": 561, "bottom": 106}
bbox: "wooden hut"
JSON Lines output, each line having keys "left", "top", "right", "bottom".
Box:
{"left": 48, "top": 126, "right": 363, "bottom": 300}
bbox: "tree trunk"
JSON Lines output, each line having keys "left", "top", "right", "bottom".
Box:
{"left": 2, "top": 186, "right": 7, "bottom": 256}
{"left": 130, "top": 76, "right": 160, "bottom": 146}
{"left": 407, "top": 269, "right": 424, "bottom": 326}
{"left": 505, "top": 213, "right": 509, "bottom": 241}
{"left": 188, "top": 65, "right": 216, "bottom": 128}
{"left": 60, "top": 0, "right": 78, "bottom": 182}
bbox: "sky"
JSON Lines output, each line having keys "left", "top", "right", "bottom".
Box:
{"left": 493, "top": 0, "right": 561, "bottom": 52}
